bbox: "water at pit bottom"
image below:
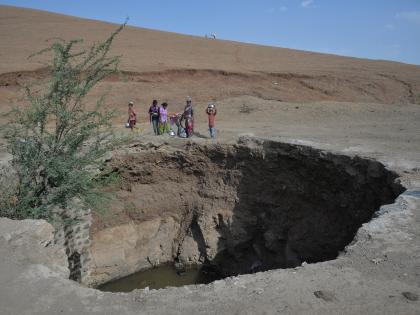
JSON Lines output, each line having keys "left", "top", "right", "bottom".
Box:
{"left": 98, "top": 264, "right": 215, "bottom": 292}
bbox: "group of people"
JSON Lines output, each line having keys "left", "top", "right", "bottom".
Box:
{"left": 127, "top": 97, "right": 217, "bottom": 139}
{"left": 148, "top": 99, "right": 170, "bottom": 136}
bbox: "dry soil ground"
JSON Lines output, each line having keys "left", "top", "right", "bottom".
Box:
{"left": 0, "top": 5, "right": 419, "bottom": 315}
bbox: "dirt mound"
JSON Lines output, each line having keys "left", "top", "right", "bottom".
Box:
{"left": 1, "top": 66, "right": 417, "bottom": 118}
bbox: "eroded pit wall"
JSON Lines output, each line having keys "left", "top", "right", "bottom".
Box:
{"left": 86, "top": 139, "right": 404, "bottom": 286}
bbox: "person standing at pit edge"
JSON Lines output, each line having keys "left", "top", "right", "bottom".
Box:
{"left": 159, "top": 102, "right": 170, "bottom": 134}
{"left": 148, "top": 100, "right": 160, "bottom": 135}
{"left": 206, "top": 103, "right": 217, "bottom": 138}
{"left": 127, "top": 101, "right": 137, "bottom": 131}
{"left": 182, "top": 96, "right": 194, "bottom": 138}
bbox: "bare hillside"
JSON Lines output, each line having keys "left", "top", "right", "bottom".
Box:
{"left": 0, "top": 5, "right": 419, "bottom": 123}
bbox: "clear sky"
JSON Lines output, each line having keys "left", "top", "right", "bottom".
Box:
{"left": 1, "top": 0, "right": 420, "bottom": 65}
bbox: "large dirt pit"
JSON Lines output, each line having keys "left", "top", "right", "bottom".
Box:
{"left": 89, "top": 139, "right": 404, "bottom": 291}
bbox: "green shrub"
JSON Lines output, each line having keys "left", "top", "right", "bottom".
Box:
{"left": 1, "top": 23, "right": 125, "bottom": 220}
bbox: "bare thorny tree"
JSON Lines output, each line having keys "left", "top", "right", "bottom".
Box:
{"left": 1, "top": 23, "right": 126, "bottom": 221}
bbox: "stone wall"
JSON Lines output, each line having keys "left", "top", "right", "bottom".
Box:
{"left": 54, "top": 206, "right": 93, "bottom": 284}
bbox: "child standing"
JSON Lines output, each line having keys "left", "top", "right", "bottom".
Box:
{"left": 206, "top": 103, "right": 217, "bottom": 138}
{"left": 159, "top": 102, "right": 170, "bottom": 135}
{"left": 127, "top": 101, "right": 137, "bottom": 131}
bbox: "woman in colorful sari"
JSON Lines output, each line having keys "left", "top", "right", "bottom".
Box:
{"left": 182, "top": 96, "right": 194, "bottom": 138}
